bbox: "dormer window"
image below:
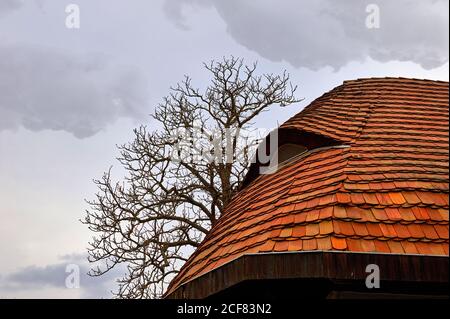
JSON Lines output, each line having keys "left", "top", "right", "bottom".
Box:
{"left": 240, "top": 128, "right": 342, "bottom": 189}
{"left": 274, "top": 143, "right": 308, "bottom": 166}
{"left": 258, "top": 143, "right": 308, "bottom": 175}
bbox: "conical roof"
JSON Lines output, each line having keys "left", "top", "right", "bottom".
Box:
{"left": 166, "top": 77, "right": 449, "bottom": 297}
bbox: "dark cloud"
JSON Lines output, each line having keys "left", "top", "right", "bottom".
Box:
{"left": 0, "top": 44, "right": 149, "bottom": 138}
{"left": 0, "top": 253, "right": 124, "bottom": 298}
{"left": 164, "top": 0, "right": 449, "bottom": 70}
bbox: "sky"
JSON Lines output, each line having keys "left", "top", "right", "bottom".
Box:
{"left": 0, "top": 0, "right": 448, "bottom": 298}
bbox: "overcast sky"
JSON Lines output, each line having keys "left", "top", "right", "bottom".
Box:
{"left": 0, "top": 0, "right": 448, "bottom": 298}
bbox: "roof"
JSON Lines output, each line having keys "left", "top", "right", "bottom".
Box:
{"left": 166, "top": 77, "right": 449, "bottom": 297}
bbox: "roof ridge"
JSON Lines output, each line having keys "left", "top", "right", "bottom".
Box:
{"left": 343, "top": 77, "right": 449, "bottom": 84}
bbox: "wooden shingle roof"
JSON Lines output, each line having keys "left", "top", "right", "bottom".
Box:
{"left": 166, "top": 77, "right": 449, "bottom": 297}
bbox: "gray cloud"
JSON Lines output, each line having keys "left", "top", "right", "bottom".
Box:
{"left": 0, "top": 0, "right": 48, "bottom": 16}
{"left": 0, "top": 0, "right": 22, "bottom": 16}
{"left": 164, "top": 0, "right": 449, "bottom": 70}
{"left": 163, "top": 0, "right": 211, "bottom": 30}
{"left": 0, "top": 253, "right": 123, "bottom": 298}
{"left": 0, "top": 44, "right": 149, "bottom": 138}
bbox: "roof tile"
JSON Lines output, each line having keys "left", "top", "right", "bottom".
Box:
{"left": 387, "top": 241, "right": 405, "bottom": 254}
{"left": 352, "top": 222, "right": 369, "bottom": 237}
{"left": 331, "top": 237, "right": 347, "bottom": 250}
{"left": 279, "top": 227, "right": 293, "bottom": 238}
{"left": 319, "top": 206, "right": 334, "bottom": 219}
{"left": 371, "top": 208, "right": 389, "bottom": 221}
{"left": 374, "top": 240, "right": 391, "bottom": 253}
{"left": 292, "top": 224, "right": 307, "bottom": 237}
{"left": 317, "top": 237, "right": 332, "bottom": 250}
{"left": 333, "top": 206, "right": 348, "bottom": 219}
{"left": 408, "top": 224, "right": 426, "bottom": 239}
{"left": 259, "top": 240, "right": 276, "bottom": 252}
{"left": 402, "top": 191, "right": 422, "bottom": 205}
{"left": 393, "top": 224, "right": 411, "bottom": 239}
{"left": 336, "top": 192, "right": 351, "bottom": 204}
{"left": 421, "top": 224, "right": 440, "bottom": 240}
{"left": 305, "top": 223, "right": 320, "bottom": 237}
{"left": 388, "top": 192, "right": 407, "bottom": 205}
{"left": 401, "top": 241, "right": 419, "bottom": 254}
{"left": 319, "top": 220, "right": 333, "bottom": 235}
{"left": 385, "top": 208, "right": 402, "bottom": 221}
{"left": 287, "top": 239, "right": 303, "bottom": 251}
{"left": 303, "top": 238, "right": 318, "bottom": 250}
{"left": 379, "top": 223, "right": 398, "bottom": 238}
{"left": 434, "top": 225, "right": 449, "bottom": 240}
{"left": 347, "top": 238, "right": 363, "bottom": 251}
{"left": 360, "top": 239, "right": 377, "bottom": 252}
{"left": 366, "top": 223, "right": 384, "bottom": 237}
{"left": 274, "top": 241, "right": 290, "bottom": 252}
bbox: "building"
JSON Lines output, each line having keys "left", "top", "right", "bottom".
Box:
{"left": 165, "top": 78, "right": 449, "bottom": 299}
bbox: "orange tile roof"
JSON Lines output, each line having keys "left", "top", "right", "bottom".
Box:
{"left": 166, "top": 77, "right": 449, "bottom": 295}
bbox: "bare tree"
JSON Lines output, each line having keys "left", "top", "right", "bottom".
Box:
{"left": 83, "top": 57, "right": 299, "bottom": 298}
